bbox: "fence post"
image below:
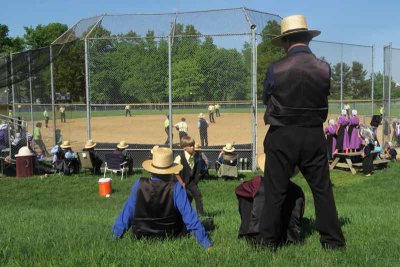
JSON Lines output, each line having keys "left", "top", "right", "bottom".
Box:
{"left": 251, "top": 24, "right": 257, "bottom": 172}
{"left": 50, "top": 45, "right": 57, "bottom": 145}
{"left": 85, "top": 38, "right": 91, "bottom": 140}
{"left": 28, "top": 52, "right": 34, "bottom": 131}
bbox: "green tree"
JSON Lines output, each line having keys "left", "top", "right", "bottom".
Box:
{"left": 0, "top": 24, "right": 24, "bottom": 54}
{"left": 330, "top": 62, "right": 351, "bottom": 100}
{"left": 23, "top": 23, "right": 68, "bottom": 49}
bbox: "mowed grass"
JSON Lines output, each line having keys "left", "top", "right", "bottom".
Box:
{"left": 1, "top": 163, "right": 400, "bottom": 266}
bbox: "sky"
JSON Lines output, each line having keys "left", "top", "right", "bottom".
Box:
{"left": 2, "top": 0, "right": 400, "bottom": 72}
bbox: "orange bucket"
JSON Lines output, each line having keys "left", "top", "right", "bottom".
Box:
{"left": 98, "top": 178, "right": 112, "bottom": 197}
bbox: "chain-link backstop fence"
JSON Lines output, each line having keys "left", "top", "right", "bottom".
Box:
{"left": 1, "top": 7, "right": 396, "bottom": 172}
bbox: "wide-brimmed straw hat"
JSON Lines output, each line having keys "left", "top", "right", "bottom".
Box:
{"left": 223, "top": 143, "right": 235, "bottom": 153}
{"left": 60, "top": 140, "right": 72, "bottom": 149}
{"left": 117, "top": 141, "right": 129, "bottom": 149}
{"left": 150, "top": 145, "right": 159, "bottom": 154}
{"left": 84, "top": 139, "right": 97, "bottom": 149}
{"left": 271, "top": 15, "right": 320, "bottom": 47}
{"left": 198, "top": 113, "right": 205, "bottom": 118}
{"left": 142, "top": 147, "right": 183, "bottom": 174}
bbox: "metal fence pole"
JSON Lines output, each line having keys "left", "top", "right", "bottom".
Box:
{"left": 28, "top": 52, "right": 34, "bottom": 130}
{"left": 50, "top": 45, "right": 57, "bottom": 145}
{"left": 85, "top": 38, "right": 91, "bottom": 140}
{"left": 168, "top": 33, "right": 173, "bottom": 149}
{"left": 371, "top": 45, "right": 375, "bottom": 117}
{"left": 340, "top": 43, "right": 343, "bottom": 110}
{"left": 251, "top": 25, "right": 257, "bottom": 171}
{"left": 10, "top": 53, "right": 15, "bottom": 117}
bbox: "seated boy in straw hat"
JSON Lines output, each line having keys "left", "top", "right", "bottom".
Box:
{"left": 82, "top": 140, "right": 103, "bottom": 175}
{"left": 113, "top": 141, "right": 133, "bottom": 175}
{"left": 112, "top": 147, "right": 212, "bottom": 249}
{"left": 235, "top": 154, "right": 304, "bottom": 244}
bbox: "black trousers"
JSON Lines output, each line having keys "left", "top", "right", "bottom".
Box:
{"left": 362, "top": 155, "right": 374, "bottom": 175}
{"left": 60, "top": 113, "right": 66, "bottom": 122}
{"left": 186, "top": 182, "right": 204, "bottom": 216}
{"left": 199, "top": 131, "right": 208, "bottom": 147}
{"left": 260, "top": 126, "right": 345, "bottom": 248}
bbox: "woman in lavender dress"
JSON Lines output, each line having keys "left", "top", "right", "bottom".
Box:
{"left": 348, "top": 110, "right": 362, "bottom": 152}
{"left": 336, "top": 109, "right": 350, "bottom": 153}
{"left": 325, "top": 119, "right": 337, "bottom": 160}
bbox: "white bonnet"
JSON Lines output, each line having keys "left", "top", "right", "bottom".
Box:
{"left": 352, "top": 109, "right": 358, "bottom": 115}
{"left": 328, "top": 119, "right": 335, "bottom": 125}
{"left": 341, "top": 109, "right": 347, "bottom": 115}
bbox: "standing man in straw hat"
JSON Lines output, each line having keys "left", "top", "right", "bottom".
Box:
{"left": 261, "top": 15, "right": 345, "bottom": 249}
{"left": 82, "top": 140, "right": 103, "bottom": 175}
{"left": 197, "top": 113, "right": 209, "bottom": 147}
{"left": 112, "top": 147, "right": 212, "bottom": 249}
{"left": 113, "top": 141, "right": 133, "bottom": 175}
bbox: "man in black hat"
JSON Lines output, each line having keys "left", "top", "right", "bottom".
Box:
{"left": 261, "top": 15, "right": 345, "bottom": 249}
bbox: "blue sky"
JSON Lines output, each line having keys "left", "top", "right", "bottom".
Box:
{"left": 2, "top": 0, "right": 400, "bottom": 71}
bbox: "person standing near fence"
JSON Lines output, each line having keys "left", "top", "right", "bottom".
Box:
{"left": 215, "top": 104, "right": 221, "bottom": 117}
{"left": 261, "top": 15, "right": 345, "bottom": 250}
{"left": 197, "top": 113, "right": 209, "bottom": 147}
{"left": 208, "top": 104, "right": 215, "bottom": 123}
{"left": 33, "top": 122, "right": 49, "bottom": 157}
{"left": 174, "top": 117, "right": 188, "bottom": 142}
{"left": 43, "top": 108, "right": 49, "bottom": 128}
{"left": 59, "top": 105, "right": 66, "bottom": 123}
{"left": 125, "top": 104, "right": 132, "bottom": 117}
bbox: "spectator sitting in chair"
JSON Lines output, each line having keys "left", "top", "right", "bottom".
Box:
{"left": 113, "top": 141, "right": 133, "bottom": 175}
{"left": 112, "top": 147, "right": 211, "bottom": 249}
{"left": 0, "top": 123, "right": 9, "bottom": 153}
{"left": 215, "top": 143, "right": 237, "bottom": 172}
{"left": 383, "top": 141, "right": 397, "bottom": 161}
{"left": 60, "top": 140, "right": 80, "bottom": 173}
{"left": 82, "top": 140, "right": 103, "bottom": 175}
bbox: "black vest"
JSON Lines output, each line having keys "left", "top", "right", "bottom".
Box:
{"left": 179, "top": 152, "right": 199, "bottom": 184}
{"left": 264, "top": 51, "right": 329, "bottom": 126}
{"left": 132, "top": 178, "right": 184, "bottom": 238}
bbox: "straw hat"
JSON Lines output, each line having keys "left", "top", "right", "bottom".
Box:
{"left": 223, "top": 143, "right": 235, "bottom": 153}
{"left": 60, "top": 140, "right": 72, "bottom": 149}
{"left": 84, "top": 139, "right": 97, "bottom": 149}
{"left": 142, "top": 147, "right": 183, "bottom": 174}
{"left": 271, "top": 15, "right": 320, "bottom": 47}
{"left": 198, "top": 113, "right": 205, "bottom": 118}
{"left": 117, "top": 140, "right": 129, "bottom": 149}
{"left": 15, "top": 146, "right": 34, "bottom": 157}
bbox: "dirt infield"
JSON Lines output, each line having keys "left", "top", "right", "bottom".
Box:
{"left": 38, "top": 112, "right": 266, "bottom": 152}
{"left": 37, "top": 112, "right": 386, "bottom": 154}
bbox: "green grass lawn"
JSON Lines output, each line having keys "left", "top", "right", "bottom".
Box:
{"left": 1, "top": 163, "right": 400, "bottom": 266}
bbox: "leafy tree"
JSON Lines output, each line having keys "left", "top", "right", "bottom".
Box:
{"left": 350, "top": 61, "right": 369, "bottom": 99}
{"left": 23, "top": 23, "right": 68, "bottom": 49}
{"left": 0, "top": 24, "right": 24, "bottom": 54}
{"left": 330, "top": 62, "right": 351, "bottom": 99}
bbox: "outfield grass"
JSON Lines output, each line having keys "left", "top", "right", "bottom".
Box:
{"left": 1, "top": 164, "right": 400, "bottom": 266}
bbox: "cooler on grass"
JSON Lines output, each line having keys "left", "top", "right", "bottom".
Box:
{"left": 15, "top": 146, "right": 35, "bottom": 177}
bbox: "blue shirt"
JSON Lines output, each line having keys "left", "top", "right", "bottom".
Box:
{"left": 263, "top": 45, "right": 313, "bottom": 105}
{"left": 112, "top": 177, "right": 212, "bottom": 248}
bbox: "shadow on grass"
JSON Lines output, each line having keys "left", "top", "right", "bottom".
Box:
{"left": 301, "top": 216, "right": 351, "bottom": 239}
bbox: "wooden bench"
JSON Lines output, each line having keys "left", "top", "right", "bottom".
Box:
{"left": 352, "top": 159, "right": 390, "bottom": 168}
{"left": 329, "top": 151, "right": 381, "bottom": 175}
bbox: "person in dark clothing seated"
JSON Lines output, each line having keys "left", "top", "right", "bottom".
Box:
{"left": 235, "top": 154, "right": 305, "bottom": 244}
{"left": 113, "top": 141, "right": 133, "bottom": 174}
{"left": 82, "top": 140, "right": 103, "bottom": 175}
{"left": 112, "top": 147, "right": 212, "bottom": 249}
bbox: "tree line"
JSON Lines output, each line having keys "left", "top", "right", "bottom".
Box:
{"left": 1, "top": 21, "right": 398, "bottom": 104}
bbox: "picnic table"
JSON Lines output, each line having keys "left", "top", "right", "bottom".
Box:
{"left": 329, "top": 151, "right": 389, "bottom": 175}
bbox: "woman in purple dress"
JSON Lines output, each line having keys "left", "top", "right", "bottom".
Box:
{"left": 336, "top": 109, "right": 350, "bottom": 153}
{"left": 325, "top": 119, "right": 337, "bottom": 160}
{"left": 348, "top": 110, "right": 362, "bottom": 152}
